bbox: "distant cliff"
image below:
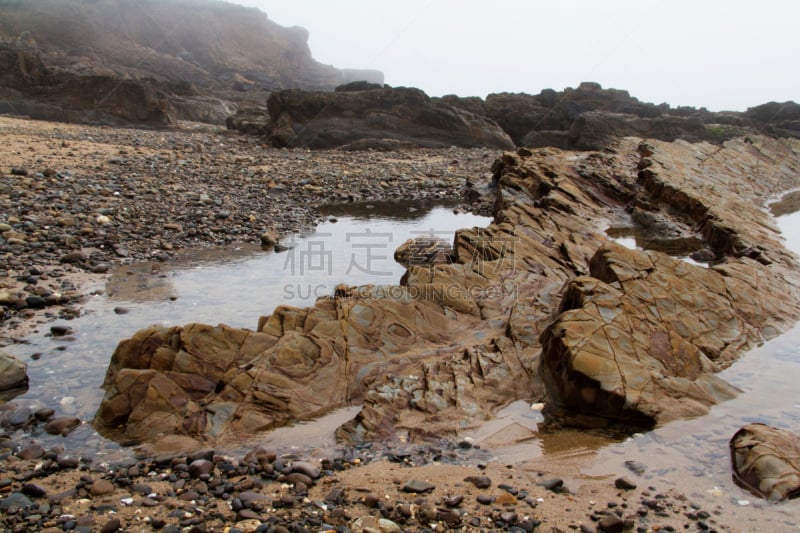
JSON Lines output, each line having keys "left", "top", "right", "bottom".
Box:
{"left": 0, "top": 0, "right": 359, "bottom": 91}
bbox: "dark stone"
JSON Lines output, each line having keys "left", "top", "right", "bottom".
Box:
{"left": 188, "top": 459, "right": 214, "bottom": 478}
{"left": 100, "top": 518, "right": 122, "bottom": 533}
{"left": 537, "top": 478, "right": 564, "bottom": 492}
{"left": 44, "top": 417, "right": 81, "bottom": 436}
{"left": 464, "top": 475, "right": 491, "bottom": 489}
{"left": 402, "top": 479, "right": 435, "bottom": 494}
{"left": 614, "top": 477, "right": 637, "bottom": 490}
{"left": 25, "top": 296, "right": 47, "bottom": 309}
{"left": 476, "top": 494, "right": 494, "bottom": 505}
{"left": 597, "top": 515, "right": 624, "bottom": 532}
{"left": 0, "top": 492, "right": 34, "bottom": 510}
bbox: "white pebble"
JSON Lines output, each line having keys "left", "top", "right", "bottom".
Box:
{"left": 530, "top": 403, "right": 545, "bottom": 411}
{"left": 737, "top": 499, "right": 750, "bottom": 506}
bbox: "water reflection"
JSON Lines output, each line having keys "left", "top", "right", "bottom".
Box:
{"left": 2, "top": 205, "right": 490, "bottom": 458}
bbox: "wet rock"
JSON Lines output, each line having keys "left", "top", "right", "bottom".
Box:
{"left": 16, "top": 442, "right": 44, "bottom": 460}
{"left": 730, "top": 423, "right": 800, "bottom": 501}
{"left": 44, "top": 416, "right": 82, "bottom": 435}
{"left": 0, "top": 352, "right": 28, "bottom": 397}
{"left": 260, "top": 232, "right": 278, "bottom": 247}
{"left": 34, "top": 407, "right": 55, "bottom": 421}
{"left": 6, "top": 406, "right": 33, "bottom": 427}
{"left": 538, "top": 478, "right": 564, "bottom": 493}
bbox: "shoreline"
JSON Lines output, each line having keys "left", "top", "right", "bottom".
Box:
{"left": 2, "top": 116, "right": 800, "bottom": 532}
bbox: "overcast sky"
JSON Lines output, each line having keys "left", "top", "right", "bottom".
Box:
{"left": 233, "top": 0, "right": 797, "bottom": 111}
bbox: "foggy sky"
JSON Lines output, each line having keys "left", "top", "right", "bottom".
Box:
{"left": 234, "top": 0, "right": 798, "bottom": 111}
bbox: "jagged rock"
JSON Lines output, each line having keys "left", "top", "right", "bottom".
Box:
{"left": 95, "top": 136, "right": 800, "bottom": 444}
{"left": 0, "top": 351, "right": 28, "bottom": 400}
{"left": 730, "top": 423, "right": 800, "bottom": 501}
{"left": 265, "top": 86, "right": 515, "bottom": 150}
{"left": 442, "top": 82, "right": 798, "bottom": 148}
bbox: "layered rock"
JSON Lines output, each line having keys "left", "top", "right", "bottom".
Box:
{"left": 265, "top": 86, "right": 515, "bottom": 150}
{"left": 96, "top": 136, "right": 800, "bottom": 445}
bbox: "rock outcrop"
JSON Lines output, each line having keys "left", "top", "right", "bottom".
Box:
{"left": 441, "top": 82, "right": 799, "bottom": 149}
{"left": 0, "top": 0, "right": 385, "bottom": 126}
{"left": 730, "top": 423, "right": 800, "bottom": 501}
{"left": 95, "top": 136, "right": 800, "bottom": 445}
{"left": 0, "top": 0, "right": 346, "bottom": 92}
{"left": 265, "top": 85, "right": 515, "bottom": 150}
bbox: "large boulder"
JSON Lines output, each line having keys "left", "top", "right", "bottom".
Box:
{"left": 0, "top": 352, "right": 28, "bottom": 400}
{"left": 265, "top": 86, "right": 515, "bottom": 150}
{"left": 730, "top": 423, "right": 800, "bottom": 501}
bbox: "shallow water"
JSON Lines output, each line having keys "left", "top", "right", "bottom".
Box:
{"left": 2, "top": 203, "right": 490, "bottom": 458}
{"left": 4, "top": 200, "right": 800, "bottom": 526}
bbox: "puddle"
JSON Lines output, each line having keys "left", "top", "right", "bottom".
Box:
{"left": 2, "top": 203, "right": 490, "bottom": 458}
{"left": 606, "top": 224, "right": 707, "bottom": 264}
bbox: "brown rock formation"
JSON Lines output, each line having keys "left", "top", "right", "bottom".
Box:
{"left": 95, "top": 136, "right": 800, "bottom": 445}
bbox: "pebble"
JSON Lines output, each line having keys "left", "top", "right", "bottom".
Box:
{"left": 44, "top": 416, "right": 82, "bottom": 435}
{"left": 464, "top": 475, "right": 491, "bottom": 488}
{"left": 90, "top": 479, "right": 116, "bottom": 496}
{"left": 538, "top": 477, "right": 564, "bottom": 492}
{"left": 402, "top": 479, "right": 435, "bottom": 494}
{"left": 614, "top": 477, "right": 637, "bottom": 490}
{"left": 597, "top": 515, "right": 624, "bottom": 532}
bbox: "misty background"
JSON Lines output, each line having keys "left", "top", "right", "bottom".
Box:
{"left": 234, "top": 0, "right": 798, "bottom": 111}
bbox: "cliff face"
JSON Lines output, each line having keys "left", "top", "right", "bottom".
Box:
{"left": 0, "top": 0, "right": 343, "bottom": 91}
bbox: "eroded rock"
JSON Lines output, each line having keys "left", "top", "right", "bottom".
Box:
{"left": 96, "top": 136, "right": 800, "bottom": 444}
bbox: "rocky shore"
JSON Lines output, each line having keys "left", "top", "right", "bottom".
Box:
{"left": 0, "top": 435, "right": 746, "bottom": 533}
{"left": 0, "top": 115, "right": 496, "bottom": 342}
{"left": 3, "top": 116, "right": 800, "bottom": 531}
